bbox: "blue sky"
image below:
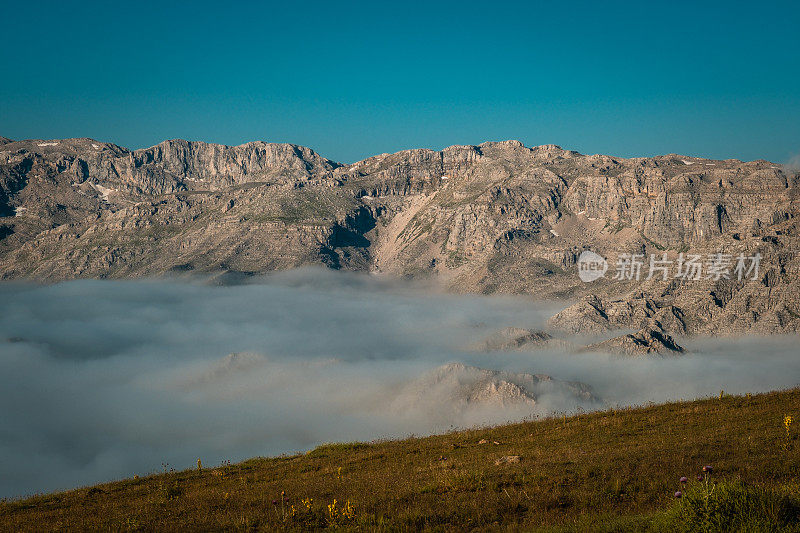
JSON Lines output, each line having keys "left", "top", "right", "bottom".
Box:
{"left": 1, "top": 1, "right": 798, "bottom": 163}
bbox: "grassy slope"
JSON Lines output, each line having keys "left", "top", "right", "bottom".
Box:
{"left": 2, "top": 389, "right": 799, "bottom": 532}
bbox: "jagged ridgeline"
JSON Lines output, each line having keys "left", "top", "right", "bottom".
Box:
{"left": 1, "top": 137, "right": 798, "bottom": 336}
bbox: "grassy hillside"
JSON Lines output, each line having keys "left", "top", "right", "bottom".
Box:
{"left": 2, "top": 389, "right": 800, "bottom": 532}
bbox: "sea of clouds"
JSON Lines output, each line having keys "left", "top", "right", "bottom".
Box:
{"left": 1, "top": 268, "right": 798, "bottom": 498}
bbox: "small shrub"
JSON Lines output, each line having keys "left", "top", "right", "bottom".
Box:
{"left": 660, "top": 480, "right": 800, "bottom": 532}
{"left": 160, "top": 481, "right": 182, "bottom": 501}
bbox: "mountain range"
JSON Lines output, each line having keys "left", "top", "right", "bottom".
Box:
{"left": 1, "top": 136, "right": 798, "bottom": 340}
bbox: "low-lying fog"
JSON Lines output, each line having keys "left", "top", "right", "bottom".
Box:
{"left": 1, "top": 268, "right": 798, "bottom": 498}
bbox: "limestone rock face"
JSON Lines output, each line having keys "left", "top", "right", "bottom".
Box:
{"left": 124, "top": 139, "right": 340, "bottom": 192}
{"left": 548, "top": 295, "right": 681, "bottom": 334}
{"left": 1, "top": 136, "right": 798, "bottom": 336}
{"left": 584, "top": 326, "right": 686, "bottom": 356}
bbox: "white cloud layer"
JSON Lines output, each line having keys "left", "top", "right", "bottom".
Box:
{"left": 0, "top": 268, "right": 798, "bottom": 498}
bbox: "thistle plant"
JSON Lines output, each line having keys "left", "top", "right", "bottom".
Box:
{"left": 674, "top": 476, "right": 689, "bottom": 501}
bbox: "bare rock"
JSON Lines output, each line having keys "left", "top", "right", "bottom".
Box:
{"left": 1, "top": 136, "right": 798, "bottom": 337}
{"left": 495, "top": 455, "right": 521, "bottom": 465}
{"left": 584, "top": 326, "right": 685, "bottom": 356}
{"left": 476, "top": 327, "right": 557, "bottom": 351}
{"left": 391, "top": 362, "right": 596, "bottom": 414}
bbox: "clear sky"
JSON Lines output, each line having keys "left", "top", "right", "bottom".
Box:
{"left": 1, "top": 0, "right": 798, "bottom": 163}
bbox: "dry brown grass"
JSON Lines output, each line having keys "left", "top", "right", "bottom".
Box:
{"left": 2, "top": 389, "right": 799, "bottom": 531}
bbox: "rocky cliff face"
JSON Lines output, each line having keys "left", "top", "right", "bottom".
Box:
{"left": 1, "top": 136, "right": 798, "bottom": 338}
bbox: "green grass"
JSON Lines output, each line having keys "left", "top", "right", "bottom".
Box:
{"left": 659, "top": 478, "right": 800, "bottom": 532}
{"left": 445, "top": 249, "right": 468, "bottom": 268}
{"left": 2, "top": 389, "right": 799, "bottom": 531}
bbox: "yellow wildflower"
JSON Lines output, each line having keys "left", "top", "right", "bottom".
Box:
{"left": 342, "top": 499, "right": 355, "bottom": 520}
{"left": 328, "top": 499, "right": 338, "bottom": 520}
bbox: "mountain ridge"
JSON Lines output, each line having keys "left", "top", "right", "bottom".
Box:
{"left": 1, "top": 136, "right": 798, "bottom": 339}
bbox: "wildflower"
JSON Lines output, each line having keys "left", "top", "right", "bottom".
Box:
{"left": 679, "top": 476, "right": 688, "bottom": 483}
{"left": 337, "top": 466, "right": 342, "bottom": 480}
{"left": 328, "top": 498, "right": 339, "bottom": 521}
{"left": 702, "top": 465, "right": 712, "bottom": 473}
{"left": 782, "top": 415, "right": 794, "bottom": 451}
{"left": 697, "top": 475, "right": 703, "bottom": 481}
{"left": 302, "top": 497, "right": 313, "bottom": 510}
{"left": 342, "top": 499, "right": 355, "bottom": 519}
{"left": 272, "top": 499, "right": 278, "bottom": 505}
{"left": 674, "top": 491, "right": 682, "bottom": 498}
{"left": 197, "top": 458, "right": 202, "bottom": 471}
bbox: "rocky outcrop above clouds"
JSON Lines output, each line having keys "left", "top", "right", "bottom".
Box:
{"left": 391, "top": 362, "right": 596, "bottom": 416}
{"left": 1, "top": 136, "right": 798, "bottom": 337}
{"left": 475, "top": 327, "right": 558, "bottom": 351}
{"left": 584, "top": 325, "right": 686, "bottom": 356}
